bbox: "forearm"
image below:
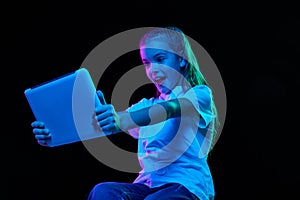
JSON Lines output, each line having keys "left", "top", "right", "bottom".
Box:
{"left": 117, "top": 104, "right": 170, "bottom": 131}
{"left": 118, "top": 98, "right": 196, "bottom": 131}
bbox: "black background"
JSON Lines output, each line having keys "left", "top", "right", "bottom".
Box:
{"left": 3, "top": 1, "right": 299, "bottom": 199}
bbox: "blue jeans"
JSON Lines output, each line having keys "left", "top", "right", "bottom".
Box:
{"left": 88, "top": 182, "right": 199, "bottom": 200}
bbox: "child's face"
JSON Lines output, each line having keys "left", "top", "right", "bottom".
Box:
{"left": 140, "top": 40, "right": 184, "bottom": 95}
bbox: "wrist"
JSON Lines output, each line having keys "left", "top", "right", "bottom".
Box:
{"left": 117, "top": 111, "right": 135, "bottom": 132}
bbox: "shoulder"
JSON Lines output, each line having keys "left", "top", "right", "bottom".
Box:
{"left": 189, "top": 85, "right": 212, "bottom": 94}
{"left": 184, "top": 85, "right": 212, "bottom": 103}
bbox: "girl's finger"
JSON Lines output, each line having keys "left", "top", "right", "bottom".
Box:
{"left": 35, "top": 134, "right": 51, "bottom": 140}
{"left": 97, "top": 117, "right": 115, "bottom": 127}
{"left": 31, "top": 121, "right": 45, "bottom": 128}
{"left": 33, "top": 128, "right": 50, "bottom": 135}
{"left": 96, "top": 112, "right": 113, "bottom": 122}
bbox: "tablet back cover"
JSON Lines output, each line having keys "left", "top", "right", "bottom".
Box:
{"left": 24, "top": 68, "right": 104, "bottom": 147}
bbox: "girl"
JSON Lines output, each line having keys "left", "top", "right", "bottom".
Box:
{"left": 32, "top": 26, "right": 219, "bottom": 200}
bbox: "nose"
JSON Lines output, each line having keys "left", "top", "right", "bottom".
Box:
{"left": 145, "top": 62, "right": 160, "bottom": 81}
{"left": 150, "top": 62, "right": 159, "bottom": 74}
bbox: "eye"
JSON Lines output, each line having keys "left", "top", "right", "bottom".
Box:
{"left": 156, "top": 56, "right": 165, "bottom": 63}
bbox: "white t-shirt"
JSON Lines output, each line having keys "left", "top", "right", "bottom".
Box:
{"left": 127, "top": 85, "right": 215, "bottom": 200}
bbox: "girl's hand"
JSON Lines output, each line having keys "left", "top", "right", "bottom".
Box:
{"left": 95, "top": 104, "right": 122, "bottom": 134}
{"left": 95, "top": 90, "right": 122, "bottom": 134}
{"left": 31, "top": 121, "right": 52, "bottom": 146}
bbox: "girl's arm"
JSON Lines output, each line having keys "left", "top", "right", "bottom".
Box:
{"left": 95, "top": 90, "right": 199, "bottom": 134}
{"left": 118, "top": 98, "right": 198, "bottom": 131}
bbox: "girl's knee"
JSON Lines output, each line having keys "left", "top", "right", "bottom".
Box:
{"left": 88, "top": 182, "right": 121, "bottom": 199}
{"left": 93, "top": 182, "right": 119, "bottom": 193}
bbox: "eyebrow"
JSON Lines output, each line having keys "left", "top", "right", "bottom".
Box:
{"left": 142, "top": 51, "right": 168, "bottom": 63}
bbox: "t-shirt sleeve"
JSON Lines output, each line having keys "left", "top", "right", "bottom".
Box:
{"left": 183, "top": 85, "right": 214, "bottom": 128}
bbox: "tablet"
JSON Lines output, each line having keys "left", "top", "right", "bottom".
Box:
{"left": 24, "top": 68, "right": 105, "bottom": 147}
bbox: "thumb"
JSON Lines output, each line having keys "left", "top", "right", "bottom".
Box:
{"left": 96, "top": 90, "right": 107, "bottom": 105}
